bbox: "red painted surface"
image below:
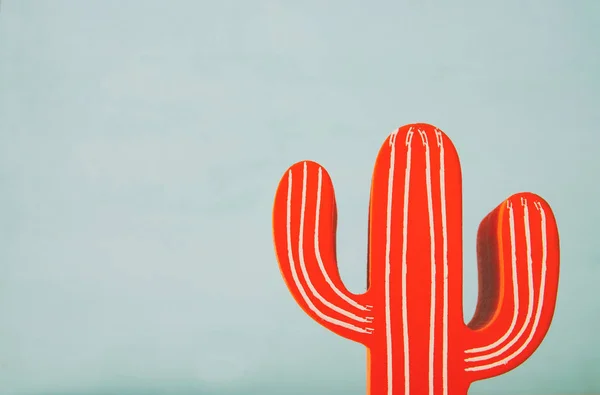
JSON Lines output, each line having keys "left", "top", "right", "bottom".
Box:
{"left": 271, "top": 123, "right": 560, "bottom": 395}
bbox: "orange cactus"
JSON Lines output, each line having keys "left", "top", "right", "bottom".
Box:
{"left": 271, "top": 123, "right": 560, "bottom": 395}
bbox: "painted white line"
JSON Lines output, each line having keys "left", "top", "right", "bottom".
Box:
{"left": 435, "top": 129, "right": 449, "bottom": 395}
{"left": 465, "top": 201, "right": 520, "bottom": 355}
{"left": 385, "top": 128, "right": 414, "bottom": 395}
{"left": 465, "top": 199, "right": 548, "bottom": 371}
{"left": 286, "top": 169, "right": 372, "bottom": 334}
{"left": 384, "top": 129, "right": 414, "bottom": 395}
{"left": 385, "top": 131, "right": 398, "bottom": 395}
{"left": 402, "top": 130, "right": 415, "bottom": 395}
{"left": 314, "top": 167, "right": 372, "bottom": 313}
{"left": 419, "top": 130, "right": 436, "bottom": 395}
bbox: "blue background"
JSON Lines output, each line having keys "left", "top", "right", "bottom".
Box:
{"left": 0, "top": 1, "right": 598, "bottom": 394}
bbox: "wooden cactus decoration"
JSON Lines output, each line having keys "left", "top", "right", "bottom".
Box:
{"left": 271, "top": 123, "right": 560, "bottom": 395}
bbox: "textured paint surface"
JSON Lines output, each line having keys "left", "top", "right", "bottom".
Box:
{"left": 272, "top": 123, "right": 560, "bottom": 395}
{"left": 0, "top": 1, "right": 598, "bottom": 394}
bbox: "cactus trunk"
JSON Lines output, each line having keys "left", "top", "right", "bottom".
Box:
{"left": 271, "top": 123, "right": 560, "bottom": 395}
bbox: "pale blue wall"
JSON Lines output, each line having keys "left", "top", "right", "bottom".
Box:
{"left": 0, "top": 1, "right": 598, "bottom": 394}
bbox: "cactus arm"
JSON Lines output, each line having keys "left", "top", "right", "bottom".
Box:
{"left": 272, "top": 160, "right": 374, "bottom": 343}
{"left": 463, "top": 193, "right": 560, "bottom": 381}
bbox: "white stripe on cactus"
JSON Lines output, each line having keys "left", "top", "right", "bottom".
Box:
{"left": 400, "top": 129, "right": 413, "bottom": 395}
{"left": 385, "top": 129, "right": 398, "bottom": 395}
{"left": 419, "top": 129, "right": 437, "bottom": 395}
{"left": 435, "top": 128, "right": 449, "bottom": 395}
{"left": 384, "top": 128, "right": 415, "bottom": 395}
